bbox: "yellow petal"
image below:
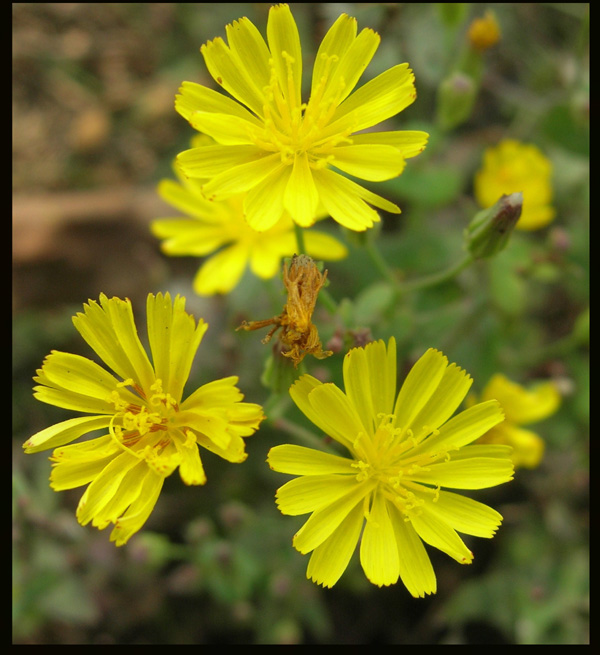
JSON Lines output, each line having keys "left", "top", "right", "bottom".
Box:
{"left": 51, "top": 434, "right": 116, "bottom": 462}
{"left": 350, "top": 130, "right": 429, "bottom": 159}
{"left": 99, "top": 295, "right": 156, "bottom": 392}
{"left": 226, "top": 17, "right": 272, "bottom": 92}
{"left": 306, "top": 502, "right": 364, "bottom": 588}
{"left": 23, "top": 416, "right": 112, "bottom": 454}
{"left": 389, "top": 503, "right": 437, "bottom": 598}
{"left": 36, "top": 350, "right": 133, "bottom": 406}
{"left": 176, "top": 144, "right": 265, "bottom": 180}
{"left": 89, "top": 459, "right": 148, "bottom": 528}
{"left": 151, "top": 220, "right": 231, "bottom": 256}
{"left": 313, "top": 168, "right": 381, "bottom": 231}
{"left": 248, "top": 239, "right": 290, "bottom": 278}
{"left": 177, "top": 436, "right": 207, "bottom": 486}
{"left": 411, "top": 400, "right": 505, "bottom": 457}
{"left": 343, "top": 338, "right": 397, "bottom": 434}
{"left": 320, "top": 26, "right": 380, "bottom": 107}
{"left": 332, "top": 144, "right": 406, "bottom": 181}
{"left": 146, "top": 293, "right": 207, "bottom": 401}
{"left": 266, "top": 3, "right": 302, "bottom": 110}
{"left": 188, "top": 111, "right": 256, "bottom": 146}
{"left": 76, "top": 451, "right": 141, "bottom": 526}
{"left": 180, "top": 412, "right": 231, "bottom": 451}
{"left": 393, "top": 348, "right": 449, "bottom": 432}
{"left": 482, "top": 374, "right": 561, "bottom": 425}
{"left": 307, "top": 383, "right": 367, "bottom": 452}
{"left": 410, "top": 362, "right": 473, "bottom": 434}
{"left": 409, "top": 510, "right": 474, "bottom": 565}
{"left": 482, "top": 423, "right": 546, "bottom": 469}
{"left": 175, "top": 80, "right": 261, "bottom": 125}
{"left": 302, "top": 229, "right": 349, "bottom": 261}
{"left": 201, "top": 153, "right": 283, "bottom": 201}
{"left": 284, "top": 152, "right": 319, "bottom": 225}
{"left": 311, "top": 14, "right": 357, "bottom": 96}
{"left": 156, "top": 178, "right": 219, "bottom": 221}
{"left": 195, "top": 430, "right": 248, "bottom": 464}
{"left": 183, "top": 376, "right": 243, "bottom": 409}
{"left": 276, "top": 475, "right": 358, "bottom": 516}
{"left": 293, "top": 480, "right": 374, "bottom": 554}
{"left": 50, "top": 451, "right": 115, "bottom": 491}
{"left": 192, "top": 244, "right": 249, "bottom": 295}
{"left": 410, "top": 453, "right": 514, "bottom": 489}
{"left": 109, "top": 470, "right": 164, "bottom": 546}
{"left": 244, "top": 165, "right": 291, "bottom": 231}
{"left": 424, "top": 490, "right": 503, "bottom": 538}
{"left": 267, "top": 444, "right": 355, "bottom": 475}
{"left": 360, "top": 494, "right": 400, "bottom": 586}
{"left": 331, "top": 64, "right": 417, "bottom": 132}
{"left": 201, "top": 36, "right": 266, "bottom": 117}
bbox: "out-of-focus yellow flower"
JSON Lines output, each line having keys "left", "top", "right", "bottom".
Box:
{"left": 474, "top": 139, "right": 556, "bottom": 231}
{"left": 468, "top": 10, "right": 501, "bottom": 52}
{"left": 268, "top": 339, "right": 514, "bottom": 596}
{"left": 23, "top": 293, "right": 264, "bottom": 545}
{"left": 476, "top": 374, "right": 561, "bottom": 468}
{"left": 151, "top": 170, "right": 347, "bottom": 296}
{"left": 175, "top": 3, "right": 428, "bottom": 232}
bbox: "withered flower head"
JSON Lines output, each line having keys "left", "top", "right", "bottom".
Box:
{"left": 237, "top": 255, "right": 333, "bottom": 368}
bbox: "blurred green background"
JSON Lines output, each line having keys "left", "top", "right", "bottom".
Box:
{"left": 13, "top": 3, "right": 588, "bottom": 644}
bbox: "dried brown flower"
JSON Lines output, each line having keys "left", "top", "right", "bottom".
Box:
{"left": 236, "top": 254, "right": 333, "bottom": 367}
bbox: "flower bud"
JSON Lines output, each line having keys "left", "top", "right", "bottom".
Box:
{"left": 465, "top": 192, "right": 523, "bottom": 259}
{"left": 468, "top": 10, "right": 501, "bottom": 52}
{"left": 436, "top": 71, "right": 477, "bottom": 131}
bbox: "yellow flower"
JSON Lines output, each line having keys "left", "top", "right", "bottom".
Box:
{"left": 23, "top": 293, "right": 264, "bottom": 545}
{"left": 175, "top": 3, "right": 428, "bottom": 232}
{"left": 267, "top": 339, "right": 514, "bottom": 596}
{"left": 474, "top": 139, "right": 556, "bottom": 230}
{"left": 151, "top": 171, "right": 347, "bottom": 296}
{"left": 476, "top": 374, "right": 561, "bottom": 468}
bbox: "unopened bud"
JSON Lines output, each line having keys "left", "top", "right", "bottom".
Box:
{"left": 466, "top": 192, "right": 523, "bottom": 259}
{"left": 468, "top": 10, "right": 501, "bottom": 52}
{"left": 436, "top": 72, "right": 477, "bottom": 131}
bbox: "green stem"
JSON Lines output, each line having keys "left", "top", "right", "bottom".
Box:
{"left": 364, "top": 239, "right": 399, "bottom": 286}
{"left": 293, "top": 223, "right": 306, "bottom": 255}
{"left": 365, "top": 238, "right": 475, "bottom": 295}
{"left": 398, "top": 253, "right": 475, "bottom": 293}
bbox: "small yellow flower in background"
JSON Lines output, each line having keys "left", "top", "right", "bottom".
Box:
{"left": 23, "top": 293, "right": 264, "bottom": 545}
{"left": 475, "top": 374, "right": 561, "bottom": 469}
{"left": 175, "top": 3, "right": 428, "bottom": 232}
{"left": 474, "top": 139, "right": 556, "bottom": 231}
{"left": 151, "top": 169, "right": 347, "bottom": 296}
{"left": 468, "top": 10, "right": 501, "bottom": 52}
{"left": 267, "top": 338, "right": 514, "bottom": 596}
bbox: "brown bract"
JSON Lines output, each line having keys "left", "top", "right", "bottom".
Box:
{"left": 236, "top": 254, "right": 333, "bottom": 368}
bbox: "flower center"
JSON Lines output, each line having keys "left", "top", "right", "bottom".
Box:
{"left": 250, "top": 51, "right": 353, "bottom": 167}
{"left": 351, "top": 414, "right": 445, "bottom": 514}
{"left": 108, "top": 379, "right": 182, "bottom": 470}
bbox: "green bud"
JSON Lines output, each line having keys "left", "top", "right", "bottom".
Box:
{"left": 436, "top": 71, "right": 477, "bottom": 131}
{"left": 465, "top": 192, "right": 523, "bottom": 259}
